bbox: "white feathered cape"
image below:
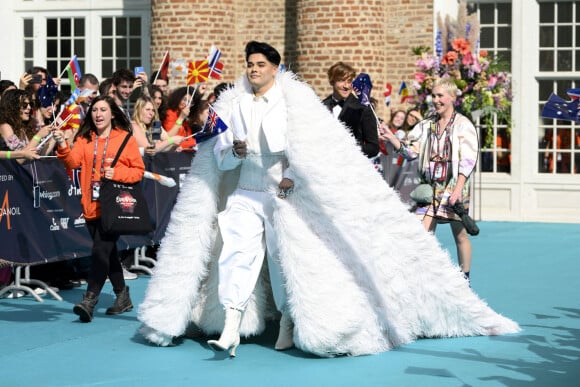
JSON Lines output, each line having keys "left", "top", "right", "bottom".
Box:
{"left": 138, "top": 71, "right": 519, "bottom": 357}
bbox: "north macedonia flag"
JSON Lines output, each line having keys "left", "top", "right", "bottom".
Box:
{"left": 187, "top": 60, "right": 210, "bottom": 85}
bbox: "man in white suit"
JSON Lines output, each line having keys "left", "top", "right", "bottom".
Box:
{"left": 207, "top": 41, "right": 295, "bottom": 356}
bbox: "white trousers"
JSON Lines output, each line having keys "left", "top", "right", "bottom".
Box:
{"left": 217, "top": 189, "right": 287, "bottom": 311}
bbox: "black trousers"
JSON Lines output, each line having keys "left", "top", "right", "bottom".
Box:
{"left": 85, "top": 219, "right": 125, "bottom": 296}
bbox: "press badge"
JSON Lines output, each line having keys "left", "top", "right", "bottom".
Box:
{"left": 433, "top": 161, "right": 448, "bottom": 182}
{"left": 91, "top": 180, "right": 101, "bottom": 201}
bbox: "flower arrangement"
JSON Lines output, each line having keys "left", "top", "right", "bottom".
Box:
{"left": 411, "top": 2, "right": 512, "bottom": 148}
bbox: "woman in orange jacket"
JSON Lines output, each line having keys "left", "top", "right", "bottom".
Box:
{"left": 53, "top": 95, "right": 144, "bottom": 323}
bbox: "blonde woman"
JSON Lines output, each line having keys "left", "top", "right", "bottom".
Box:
{"left": 131, "top": 96, "right": 184, "bottom": 156}
{"left": 380, "top": 77, "right": 479, "bottom": 280}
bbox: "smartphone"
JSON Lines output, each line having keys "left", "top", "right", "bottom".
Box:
{"left": 151, "top": 120, "right": 162, "bottom": 141}
{"left": 134, "top": 66, "right": 145, "bottom": 77}
{"left": 30, "top": 74, "right": 43, "bottom": 84}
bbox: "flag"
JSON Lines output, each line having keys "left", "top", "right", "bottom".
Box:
{"left": 567, "top": 88, "right": 580, "bottom": 101}
{"left": 195, "top": 106, "right": 228, "bottom": 143}
{"left": 384, "top": 82, "right": 393, "bottom": 107}
{"left": 37, "top": 75, "right": 59, "bottom": 108}
{"left": 187, "top": 60, "right": 210, "bottom": 85}
{"left": 57, "top": 104, "right": 82, "bottom": 131}
{"left": 157, "top": 51, "right": 170, "bottom": 81}
{"left": 64, "top": 88, "right": 94, "bottom": 106}
{"left": 207, "top": 45, "right": 224, "bottom": 80}
{"left": 65, "top": 56, "right": 82, "bottom": 91}
{"left": 171, "top": 59, "right": 188, "bottom": 77}
{"left": 352, "top": 73, "right": 373, "bottom": 107}
{"left": 541, "top": 93, "right": 580, "bottom": 123}
{"left": 398, "top": 81, "right": 412, "bottom": 103}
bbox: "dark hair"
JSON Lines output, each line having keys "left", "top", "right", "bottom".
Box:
{"left": 166, "top": 86, "right": 199, "bottom": 111}
{"left": 0, "top": 80, "right": 16, "bottom": 96}
{"left": 188, "top": 98, "right": 209, "bottom": 128}
{"left": 151, "top": 70, "right": 169, "bottom": 83}
{"left": 79, "top": 73, "right": 99, "bottom": 88}
{"left": 245, "top": 41, "right": 281, "bottom": 66}
{"left": 148, "top": 84, "right": 167, "bottom": 121}
{"left": 99, "top": 78, "right": 114, "bottom": 96}
{"left": 75, "top": 95, "right": 131, "bottom": 141}
{"left": 0, "top": 89, "right": 35, "bottom": 141}
{"left": 111, "top": 69, "right": 135, "bottom": 87}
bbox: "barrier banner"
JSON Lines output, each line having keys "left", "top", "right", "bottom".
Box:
{"left": 0, "top": 159, "right": 92, "bottom": 265}
{"left": 379, "top": 143, "right": 420, "bottom": 205}
{"left": 117, "top": 152, "right": 194, "bottom": 249}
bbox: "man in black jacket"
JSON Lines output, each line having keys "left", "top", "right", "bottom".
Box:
{"left": 322, "top": 61, "right": 380, "bottom": 158}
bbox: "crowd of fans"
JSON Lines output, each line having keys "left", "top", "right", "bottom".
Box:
{"left": 0, "top": 64, "right": 231, "bottom": 294}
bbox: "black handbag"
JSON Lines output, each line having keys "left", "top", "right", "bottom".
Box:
{"left": 99, "top": 133, "right": 153, "bottom": 235}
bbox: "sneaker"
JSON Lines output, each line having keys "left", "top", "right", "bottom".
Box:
{"left": 122, "top": 266, "right": 138, "bottom": 280}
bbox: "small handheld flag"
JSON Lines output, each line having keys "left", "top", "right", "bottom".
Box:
{"left": 156, "top": 51, "right": 170, "bottom": 82}
{"left": 384, "top": 83, "right": 393, "bottom": 107}
{"left": 398, "top": 81, "right": 412, "bottom": 103}
{"left": 64, "top": 56, "right": 82, "bottom": 91}
{"left": 187, "top": 60, "right": 210, "bottom": 85}
{"left": 541, "top": 93, "right": 580, "bottom": 123}
{"left": 37, "top": 75, "right": 59, "bottom": 108}
{"left": 171, "top": 59, "right": 188, "bottom": 77}
{"left": 195, "top": 106, "right": 228, "bottom": 143}
{"left": 207, "top": 45, "right": 224, "bottom": 80}
{"left": 352, "top": 73, "right": 373, "bottom": 107}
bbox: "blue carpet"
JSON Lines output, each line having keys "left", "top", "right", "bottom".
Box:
{"left": 1, "top": 222, "right": 579, "bottom": 387}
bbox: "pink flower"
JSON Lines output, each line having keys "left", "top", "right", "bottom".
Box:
{"left": 487, "top": 75, "right": 498, "bottom": 88}
{"left": 462, "top": 51, "right": 474, "bottom": 66}
{"left": 414, "top": 72, "right": 426, "bottom": 83}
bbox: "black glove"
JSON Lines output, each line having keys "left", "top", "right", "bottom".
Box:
{"left": 451, "top": 202, "right": 480, "bottom": 236}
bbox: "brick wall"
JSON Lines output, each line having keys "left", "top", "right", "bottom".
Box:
{"left": 151, "top": 0, "right": 433, "bottom": 119}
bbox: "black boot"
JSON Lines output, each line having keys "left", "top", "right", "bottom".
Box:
{"left": 73, "top": 292, "right": 99, "bottom": 323}
{"left": 106, "top": 286, "right": 133, "bottom": 315}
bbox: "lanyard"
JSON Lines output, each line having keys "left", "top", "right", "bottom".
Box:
{"left": 91, "top": 132, "right": 110, "bottom": 181}
{"left": 432, "top": 111, "right": 455, "bottom": 159}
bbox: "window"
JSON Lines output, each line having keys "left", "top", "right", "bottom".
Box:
{"left": 45, "top": 17, "right": 86, "bottom": 93}
{"left": 538, "top": 1, "right": 580, "bottom": 174}
{"left": 469, "top": 1, "right": 512, "bottom": 173}
{"left": 23, "top": 18, "right": 34, "bottom": 71}
{"left": 101, "top": 16, "right": 143, "bottom": 78}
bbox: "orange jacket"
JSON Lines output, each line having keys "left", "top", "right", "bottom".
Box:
{"left": 56, "top": 128, "right": 145, "bottom": 220}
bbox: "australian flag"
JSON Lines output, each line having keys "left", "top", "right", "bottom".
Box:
{"left": 195, "top": 106, "right": 229, "bottom": 143}
{"left": 37, "top": 75, "right": 59, "bottom": 108}
{"left": 352, "top": 73, "right": 373, "bottom": 107}
{"left": 541, "top": 93, "right": 580, "bottom": 123}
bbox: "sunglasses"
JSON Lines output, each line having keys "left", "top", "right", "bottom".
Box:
{"left": 20, "top": 102, "right": 32, "bottom": 109}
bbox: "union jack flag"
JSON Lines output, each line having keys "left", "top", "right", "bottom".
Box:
{"left": 195, "top": 106, "right": 228, "bottom": 143}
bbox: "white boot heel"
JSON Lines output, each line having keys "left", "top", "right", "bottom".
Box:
{"left": 275, "top": 312, "right": 294, "bottom": 350}
{"left": 207, "top": 308, "right": 243, "bottom": 357}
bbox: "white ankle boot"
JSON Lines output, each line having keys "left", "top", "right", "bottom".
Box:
{"left": 208, "top": 308, "right": 243, "bottom": 357}
{"left": 275, "top": 312, "right": 294, "bottom": 350}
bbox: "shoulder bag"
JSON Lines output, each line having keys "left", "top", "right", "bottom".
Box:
{"left": 99, "top": 133, "right": 153, "bottom": 235}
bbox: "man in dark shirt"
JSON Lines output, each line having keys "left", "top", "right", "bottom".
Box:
{"left": 322, "top": 61, "right": 379, "bottom": 158}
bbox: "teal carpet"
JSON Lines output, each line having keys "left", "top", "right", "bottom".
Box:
{"left": 1, "top": 222, "right": 579, "bottom": 387}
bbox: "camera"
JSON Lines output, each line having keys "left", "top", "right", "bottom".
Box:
{"left": 151, "top": 120, "right": 162, "bottom": 141}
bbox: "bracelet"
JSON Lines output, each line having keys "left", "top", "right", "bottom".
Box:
{"left": 33, "top": 135, "right": 42, "bottom": 142}
{"left": 168, "top": 137, "right": 174, "bottom": 145}
{"left": 175, "top": 119, "right": 183, "bottom": 126}
{"left": 6, "top": 151, "right": 11, "bottom": 160}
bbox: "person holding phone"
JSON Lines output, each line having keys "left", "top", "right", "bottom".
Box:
{"left": 131, "top": 96, "right": 183, "bottom": 156}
